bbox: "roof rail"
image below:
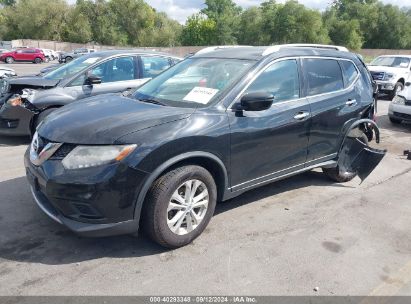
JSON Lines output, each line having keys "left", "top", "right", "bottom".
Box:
{"left": 196, "top": 45, "right": 252, "bottom": 55}
{"left": 262, "top": 44, "right": 349, "bottom": 56}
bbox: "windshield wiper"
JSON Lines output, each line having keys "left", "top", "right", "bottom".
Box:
{"left": 138, "top": 98, "right": 165, "bottom": 106}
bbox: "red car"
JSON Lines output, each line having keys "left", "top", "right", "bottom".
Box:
{"left": 0, "top": 48, "right": 45, "bottom": 64}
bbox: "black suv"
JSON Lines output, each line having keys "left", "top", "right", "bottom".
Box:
{"left": 24, "top": 45, "right": 385, "bottom": 248}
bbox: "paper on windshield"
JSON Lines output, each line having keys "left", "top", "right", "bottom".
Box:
{"left": 183, "top": 87, "right": 219, "bottom": 104}
{"left": 83, "top": 57, "right": 101, "bottom": 64}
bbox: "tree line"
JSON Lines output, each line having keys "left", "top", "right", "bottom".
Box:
{"left": 1, "top": 0, "right": 411, "bottom": 50}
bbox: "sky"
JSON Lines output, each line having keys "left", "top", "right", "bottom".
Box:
{"left": 145, "top": 0, "right": 410, "bottom": 23}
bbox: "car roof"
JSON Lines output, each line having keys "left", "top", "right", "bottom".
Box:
{"left": 375, "top": 55, "right": 411, "bottom": 58}
{"left": 81, "top": 49, "right": 182, "bottom": 59}
{"left": 192, "top": 45, "right": 357, "bottom": 61}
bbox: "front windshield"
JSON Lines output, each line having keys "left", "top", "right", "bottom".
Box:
{"left": 370, "top": 56, "right": 410, "bottom": 68}
{"left": 133, "top": 58, "right": 255, "bottom": 108}
{"left": 44, "top": 56, "right": 101, "bottom": 80}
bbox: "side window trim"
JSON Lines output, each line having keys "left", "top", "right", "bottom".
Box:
{"left": 302, "top": 57, "right": 360, "bottom": 98}
{"left": 338, "top": 59, "right": 360, "bottom": 89}
{"left": 229, "top": 57, "right": 303, "bottom": 109}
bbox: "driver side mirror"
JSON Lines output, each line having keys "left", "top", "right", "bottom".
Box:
{"left": 405, "top": 82, "right": 411, "bottom": 87}
{"left": 85, "top": 74, "right": 102, "bottom": 85}
{"left": 239, "top": 92, "right": 274, "bottom": 111}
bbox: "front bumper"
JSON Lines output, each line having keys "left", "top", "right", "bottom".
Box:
{"left": 375, "top": 81, "right": 396, "bottom": 92}
{"left": 0, "top": 102, "right": 34, "bottom": 136}
{"left": 24, "top": 148, "right": 149, "bottom": 237}
{"left": 389, "top": 102, "right": 411, "bottom": 122}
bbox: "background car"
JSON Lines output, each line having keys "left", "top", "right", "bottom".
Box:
{"left": 41, "top": 49, "right": 57, "bottom": 62}
{"left": 59, "top": 48, "right": 96, "bottom": 63}
{"left": 0, "top": 65, "right": 16, "bottom": 78}
{"left": 368, "top": 55, "right": 411, "bottom": 99}
{"left": 389, "top": 82, "right": 411, "bottom": 124}
{"left": 0, "top": 48, "right": 45, "bottom": 64}
{"left": 0, "top": 50, "right": 181, "bottom": 136}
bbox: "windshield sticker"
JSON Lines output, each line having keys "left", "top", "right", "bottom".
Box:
{"left": 183, "top": 87, "right": 219, "bottom": 104}
{"left": 83, "top": 57, "right": 101, "bottom": 64}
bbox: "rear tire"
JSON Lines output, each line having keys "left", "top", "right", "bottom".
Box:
{"left": 322, "top": 133, "right": 368, "bottom": 183}
{"left": 389, "top": 117, "right": 402, "bottom": 124}
{"left": 142, "top": 165, "right": 217, "bottom": 248}
{"left": 5, "top": 57, "right": 14, "bottom": 64}
{"left": 65, "top": 56, "right": 73, "bottom": 63}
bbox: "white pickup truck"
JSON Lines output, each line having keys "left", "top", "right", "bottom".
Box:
{"left": 368, "top": 55, "right": 411, "bottom": 99}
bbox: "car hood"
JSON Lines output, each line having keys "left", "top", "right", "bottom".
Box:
{"left": 367, "top": 65, "right": 408, "bottom": 75}
{"left": 0, "top": 65, "right": 14, "bottom": 72}
{"left": 6, "top": 76, "right": 59, "bottom": 91}
{"left": 38, "top": 94, "right": 195, "bottom": 144}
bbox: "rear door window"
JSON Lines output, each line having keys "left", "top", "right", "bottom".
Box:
{"left": 141, "top": 56, "right": 172, "bottom": 78}
{"left": 304, "top": 59, "right": 344, "bottom": 96}
{"left": 340, "top": 60, "right": 359, "bottom": 88}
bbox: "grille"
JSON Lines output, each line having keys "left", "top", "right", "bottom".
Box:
{"left": 393, "top": 112, "right": 411, "bottom": 120}
{"left": 51, "top": 143, "right": 76, "bottom": 159}
{"left": 371, "top": 72, "right": 385, "bottom": 81}
{"left": 0, "top": 118, "right": 18, "bottom": 128}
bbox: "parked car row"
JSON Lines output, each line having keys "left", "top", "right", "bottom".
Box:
{"left": 59, "top": 48, "right": 96, "bottom": 63}
{"left": 367, "top": 54, "right": 411, "bottom": 125}
{"left": 1, "top": 45, "right": 387, "bottom": 248}
{"left": 0, "top": 50, "right": 181, "bottom": 136}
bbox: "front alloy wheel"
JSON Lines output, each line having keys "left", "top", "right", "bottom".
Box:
{"left": 143, "top": 165, "right": 217, "bottom": 248}
{"left": 167, "top": 180, "right": 209, "bottom": 235}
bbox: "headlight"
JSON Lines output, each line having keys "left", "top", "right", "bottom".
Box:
{"left": 384, "top": 73, "right": 394, "bottom": 81}
{"left": 7, "top": 94, "right": 22, "bottom": 106}
{"left": 62, "top": 144, "right": 137, "bottom": 170}
{"left": 392, "top": 95, "right": 406, "bottom": 105}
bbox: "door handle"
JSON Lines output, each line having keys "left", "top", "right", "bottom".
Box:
{"left": 293, "top": 111, "right": 310, "bottom": 120}
{"left": 346, "top": 99, "right": 357, "bottom": 106}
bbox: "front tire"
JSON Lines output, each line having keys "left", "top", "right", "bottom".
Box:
{"left": 34, "top": 57, "right": 42, "bottom": 64}
{"left": 322, "top": 133, "right": 368, "bottom": 183}
{"left": 65, "top": 56, "right": 73, "bottom": 63}
{"left": 142, "top": 165, "right": 217, "bottom": 248}
{"left": 389, "top": 82, "right": 404, "bottom": 100}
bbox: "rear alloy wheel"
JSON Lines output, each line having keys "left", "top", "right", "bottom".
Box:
{"left": 143, "top": 165, "right": 217, "bottom": 248}
{"left": 322, "top": 133, "right": 368, "bottom": 183}
{"left": 5, "top": 57, "right": 14, "bottom": 64}
{"left": 34, "top": 57, "right": 42, "bottom": 64}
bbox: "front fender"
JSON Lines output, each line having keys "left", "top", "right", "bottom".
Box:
{"left": 132, "top": 151, "right": 229, "bottom": 224}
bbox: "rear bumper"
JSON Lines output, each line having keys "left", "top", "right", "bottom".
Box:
{"left": 0, "top": 103, "right": 34, "bottom": 136}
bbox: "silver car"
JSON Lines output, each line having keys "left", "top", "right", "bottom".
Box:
{"left": 0, "top": 50, "right": 181, "bottom": 136}
{"left": 389, "top": 82, "right": 411, "bottom": 124}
